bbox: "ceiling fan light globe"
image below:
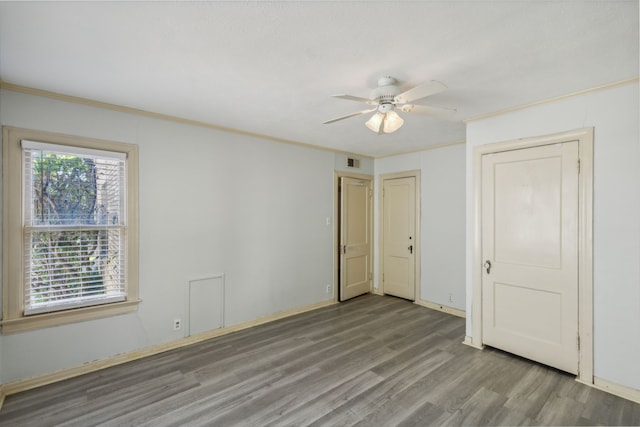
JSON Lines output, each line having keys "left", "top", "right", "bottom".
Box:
{"left": 383, "top": 111, "right": 404, "bottom": 133}
{"left": 365, "top": 113, "right": 385, "bottom": 133}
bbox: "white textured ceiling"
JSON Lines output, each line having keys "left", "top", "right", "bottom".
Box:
{"left": 0, "top": 1, "right": 638, "bottom": 157}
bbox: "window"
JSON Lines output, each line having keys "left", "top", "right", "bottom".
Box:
{"left": 23, "top": 140, "right": 127, "bottom": 315}
{"left": 2, "top": 127, "right": 139, "bottom": 334}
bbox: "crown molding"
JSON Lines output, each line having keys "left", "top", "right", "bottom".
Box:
{"left": 464, "top": 77, "right": 639, "bottom": 123}
{"left": 0, "top": 81, "right": 374, "bottom": 160}
{"left": 374, "top": 140, "right": 466, "bottom": 159}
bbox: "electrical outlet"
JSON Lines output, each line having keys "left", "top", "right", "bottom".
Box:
{"left": 326, "top": 284, "right": 332, "bottom": 294}
{"left": 173, "top": 318, "right": 182, "bottom": 330}
{"left": 448, "top": 293, "right": 453, "bottom": 303}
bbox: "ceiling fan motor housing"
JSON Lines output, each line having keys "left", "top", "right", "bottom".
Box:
{"left": 370, "top": 76, "right": 402, "bottom": 104}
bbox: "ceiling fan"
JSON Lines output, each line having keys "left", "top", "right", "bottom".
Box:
{"left": 323, "top": 76, "right": 455, "bottom": 134}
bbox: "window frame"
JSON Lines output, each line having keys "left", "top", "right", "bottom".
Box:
{"left": 2, "top": 127, "right": 140, "bottom": 334}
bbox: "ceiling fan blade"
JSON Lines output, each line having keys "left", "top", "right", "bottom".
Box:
{"left": 400, "top": 104, "right": 456, "bottom": 118}
{"left": 394, "top": 80, "right": 447, "bottom": 104}
{"left": 323, "top": 108, "right": 377, "bottom": 124}
{"left": 332, "top": 94, "right": 376, "bottom": 105}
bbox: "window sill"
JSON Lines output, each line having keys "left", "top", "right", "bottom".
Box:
{"left": 1, "top": 299, "right": 141, "bottom": 335}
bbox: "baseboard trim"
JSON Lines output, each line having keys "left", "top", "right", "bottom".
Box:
{"left": 462, "top": 335, "right": 484, "bottom": 350}
{"left": 414, "top": 299, "right": 466, "bottom": 318}
{"left": 588, "top": 377, "right": 640, "bottom": 404}
{"left": 0, "top": 298, "right": 337, "bottom": 401}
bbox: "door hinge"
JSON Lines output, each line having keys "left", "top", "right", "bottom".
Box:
{"left": 577, "top": 159, "right": 581, "bottom": 174}
{"left": 382, "top": 273, "right": 384, "bottom": 283}
{"left": 577, "top": 334, "right": 581, "bottom": 351}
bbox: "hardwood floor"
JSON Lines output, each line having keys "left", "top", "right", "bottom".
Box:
{"left": 1, "top": 294, "right": 639, "bottom": 426}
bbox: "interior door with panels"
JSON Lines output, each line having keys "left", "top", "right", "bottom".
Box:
{"left": 339, "top": 176, "right": 372, "bottom": 301}
{"left": 382, "top": 176, "right": 416, "bottom": 301}
{"left": 482, "top": 141, "right": 579, "bottom": 374}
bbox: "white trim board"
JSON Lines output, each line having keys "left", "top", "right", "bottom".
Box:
{"left": 592, "top": 377, "right": 640, "bottom": 405}
{"left": 463, "top": 335, "right": 484, "bottom": 350}
{"left": 464, "top": 77, "right": 639, "bottom": 123}
{"left": 414, "top": 299, "right": 465, "bottom": 318}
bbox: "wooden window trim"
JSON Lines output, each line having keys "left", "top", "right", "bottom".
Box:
{"left": 2, "top": 127, "right": 140, "bottom": 334}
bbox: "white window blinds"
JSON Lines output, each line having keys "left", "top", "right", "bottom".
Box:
{"left": 22, "top": 140, "right": 127, "bottom": 315}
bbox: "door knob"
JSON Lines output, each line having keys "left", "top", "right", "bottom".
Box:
{"left": 484, "top": 260, "right": 492, "bottom": 274}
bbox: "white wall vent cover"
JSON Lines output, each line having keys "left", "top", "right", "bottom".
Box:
{"left": 187, "top": 274, "right": 224, "bottom": 336}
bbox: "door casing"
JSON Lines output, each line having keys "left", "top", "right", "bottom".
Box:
{"left": 470, "top": 127, "right": 593, "bottom": 385}
{"left": 378, "top": 170, "right": 421, "bottom": 300}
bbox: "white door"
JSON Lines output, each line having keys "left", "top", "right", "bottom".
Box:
{"left": 382, "top": 177, "right": 416, "bottom": 301}
{"left": 482, "top": 141, "right": 579, "bottom": 374}
{"left": 340, "top": 177, "right": 372, "bottom": 301}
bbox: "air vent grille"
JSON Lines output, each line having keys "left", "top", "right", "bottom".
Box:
{"left": 347, "top": 158, "right": 360, "bottom": 168}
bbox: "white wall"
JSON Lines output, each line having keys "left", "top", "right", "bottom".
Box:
{"left": 375, "top": 144, "right": 466, "bottom": 310}
{"left": 465, "top": 81, "right": 640, "bottom": 390}
{"left": 0, "top": 89, "right": 335, "bottom": 383}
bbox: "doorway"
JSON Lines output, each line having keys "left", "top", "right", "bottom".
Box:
{"left": 379, "top": 171, "right": 421, "bottom": 301}
{"left": 471, "top": 128, "right": 593, "bottom": 383}
{"left": 335, "top": 173, "right": 373, "bottom": 301}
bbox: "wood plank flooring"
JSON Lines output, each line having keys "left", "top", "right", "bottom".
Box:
{"left": 1, "top": 294, "right": 639, "bottom": 426}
